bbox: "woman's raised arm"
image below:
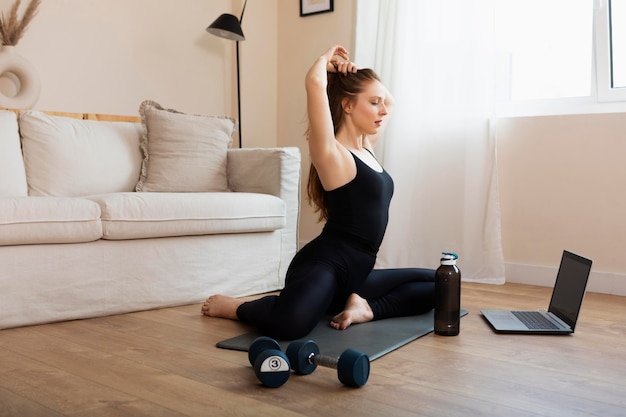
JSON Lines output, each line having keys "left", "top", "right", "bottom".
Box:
{"left": 305, "top": 45, "right": 356, "bottom": 170}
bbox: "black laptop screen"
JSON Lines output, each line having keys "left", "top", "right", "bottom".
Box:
{"left": 548, "top": 251, "right": 593, "bottom": 330}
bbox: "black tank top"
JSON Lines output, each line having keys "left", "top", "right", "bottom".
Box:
{"left": 322, "top": 151, "right": 394, "bottom": 254}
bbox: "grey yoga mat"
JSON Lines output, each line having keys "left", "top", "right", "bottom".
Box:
{"left": 216, "top": 309, "right": 468, "bottom": 360}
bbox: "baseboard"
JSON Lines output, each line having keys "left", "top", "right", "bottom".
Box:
{"left": 505, "top": 262, "right": 626, "bottom": 296}
{"left": 298, "top": 240, "right": 626, "bottom": 296}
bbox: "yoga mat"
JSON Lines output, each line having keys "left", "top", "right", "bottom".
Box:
{"left": 217, "top": 309, "right": 468, "bottom": 360}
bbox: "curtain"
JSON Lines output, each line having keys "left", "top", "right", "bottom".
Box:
{"left": 355, "top": 0, "right": 505, "bottom": 283}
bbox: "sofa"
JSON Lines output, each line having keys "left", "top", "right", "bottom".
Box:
{"left": 0, "top": 101, "right": 301, "bottom": 330}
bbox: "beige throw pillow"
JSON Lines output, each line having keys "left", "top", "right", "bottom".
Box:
{"left": 19, "top": 111, "right": 143, "bottom": 197}
{"left": 136, "top": 100, "right": 235, "bottom": 192}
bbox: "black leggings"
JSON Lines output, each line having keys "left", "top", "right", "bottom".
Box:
{"left": 237, "top": 232, "right": 435, "bottom": 340}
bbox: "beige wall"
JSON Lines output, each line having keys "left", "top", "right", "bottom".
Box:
{"left": 2, "top": 0, "right": 624, "bottom": 293}
{"left": 1, "top": 0, "right": 277, "bottom": 149}
{"left": 498, "top": 113, "right": 626, "bottom": 294}
{"left": 1, "top": 0, "right": 349, "bottom": 242}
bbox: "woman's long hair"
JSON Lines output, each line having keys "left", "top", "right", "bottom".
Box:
{"left": 306, "top": 68, "right": 381, "bottom": 221}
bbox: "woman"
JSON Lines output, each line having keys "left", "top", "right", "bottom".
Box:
{"left": 202, "top": 45, "right": 434, "bottom": 341}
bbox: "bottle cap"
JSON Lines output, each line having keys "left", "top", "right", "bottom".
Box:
{"left": 440, "top": 252, "right": 458, "bottom": 265}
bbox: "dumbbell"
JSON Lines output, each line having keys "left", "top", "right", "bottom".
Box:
{"left": 286, "top": 339, "right": 370, "bottom": 387}
{"left": 247, "top": 336, "right": 290, "bottom": 388}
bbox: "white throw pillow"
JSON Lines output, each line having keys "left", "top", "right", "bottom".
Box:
{"left": 0, "top": 111, "right": 28, "bottom": 197}
{"left": 19, "top": 111, "right": 143, "bottom": 197}
{"left": 135, "top": 100, "right": 235, "bottom": 192}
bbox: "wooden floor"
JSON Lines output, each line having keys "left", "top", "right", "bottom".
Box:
{"left": 0, "top": 282, "right": 624, "bottom": 417}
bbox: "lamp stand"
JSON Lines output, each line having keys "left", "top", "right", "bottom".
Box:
{"left": 236, "top": 40, "right": 242, "bottom": 148}
{"left": 206, "top": 0, "right": 246, "bottom": 148}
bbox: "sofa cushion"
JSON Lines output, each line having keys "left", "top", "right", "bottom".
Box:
{"left": 0, "top": 197, "right": 103, "bottom": 246}
{"left": 0, "top": 111, "right": 28, "bottom": 197}
{"left": 86, "top": 192, "right": 286, "bottom": 240}
{"left": 135, "top": 100, "right": 235, "bottom": 193}
{"left": 19, "top": 110, "right": 143, "bottom": 197}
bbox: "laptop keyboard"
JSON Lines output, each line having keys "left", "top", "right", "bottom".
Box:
{"left": 512, "top": 311, "right": 560, "bottom": 330}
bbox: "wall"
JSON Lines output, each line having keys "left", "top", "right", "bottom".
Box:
{"left": 498, "top": 113, "right": 626, "bottom": 295}
{"left": 2, "top": 0, "right": 624, "bottom": 295}
{"left": 282, "top": 3, "right": 626, "bottom": 296}
{"left": 0, "top": 0, "right": 346, "bottom": 241}
{"left": 278, "top": 2, "right": 626, "bottom": 295}
{"left": 0, "top": 0, "right": 277, "bottom": 149}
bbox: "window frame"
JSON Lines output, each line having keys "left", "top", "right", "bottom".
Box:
{"left": 595, "top": 0, "right": 626, "bottom": 102}
{"left": 496, "top": 0, "right": 626, "bottom": 117}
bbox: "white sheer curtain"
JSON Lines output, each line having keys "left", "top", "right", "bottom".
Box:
{"left": 355, "top": 0, "right": 505, "bottom": 283}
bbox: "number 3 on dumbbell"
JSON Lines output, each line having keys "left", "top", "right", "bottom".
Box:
{"left": 254, "top": 349, "right": 290, "bottom": 386}
{"left": 248, "top": 336, "right": 291, "bottom": 388}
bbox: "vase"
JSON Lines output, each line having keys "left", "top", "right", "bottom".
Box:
{"left": 0, "top": 45, "right": 41, "bottom": 109}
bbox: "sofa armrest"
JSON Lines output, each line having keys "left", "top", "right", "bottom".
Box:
{"left": 227, "top": 147, "right": 301, "bottom": 282}
{"left": 227, "top": 147, "right": 299, "bottom": 195}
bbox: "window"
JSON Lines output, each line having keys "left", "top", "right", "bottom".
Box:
{"left": 496, "top": 0, "right": 626, "bottom": 115}
{"left": 611, "top": 0, "right": 626, "bottom": 88}
{"left": 495, "top": 0, "right": 593, "bottom": 101}
{"left": 596, "top": 0, "right": 626, "bottom": 102}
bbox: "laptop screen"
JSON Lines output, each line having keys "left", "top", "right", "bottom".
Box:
{"left": 548, "top": 251, "right": 593, "bottom": 330}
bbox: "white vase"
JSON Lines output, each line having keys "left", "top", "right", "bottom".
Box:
{"left": 0, "top": 45, "right": 41, "bottom": 109}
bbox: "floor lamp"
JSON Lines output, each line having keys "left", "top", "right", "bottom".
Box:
{"left": 206, "top": 0, "right": 247, "bottom": 148}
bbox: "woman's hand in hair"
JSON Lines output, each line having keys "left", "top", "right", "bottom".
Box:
{"left": 331, "top": 59, "right": 359, "bottom": 75}
{"left": 324, "top": 45, "right": 358, "bottom": 75}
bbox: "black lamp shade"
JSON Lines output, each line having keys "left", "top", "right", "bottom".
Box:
{"left": 206, "top": 14, "right": 245, "bottom": 41}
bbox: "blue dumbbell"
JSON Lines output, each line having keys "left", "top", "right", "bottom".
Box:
{"left": 286, "top": 339, "right": 370, "bottom": 387}
{"left": 248, "top": 336, "right": 290, "bottom": 388}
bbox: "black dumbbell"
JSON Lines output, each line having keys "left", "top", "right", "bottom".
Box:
{"left": 248, "top": 336, "right": 290, "bottom": 388}
{"left": 286, "top": 339, "right": 370, "bottom": 387}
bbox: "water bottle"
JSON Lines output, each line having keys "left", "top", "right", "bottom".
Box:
{"left": 434, "top": 252, "right": 461, "bottom": 336}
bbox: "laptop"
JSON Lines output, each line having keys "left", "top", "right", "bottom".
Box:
{"left": 481, "top": 250, "right": 592, "bottom": 334}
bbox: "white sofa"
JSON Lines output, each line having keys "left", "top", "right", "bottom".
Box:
{"left": 0, "top": 104, "right": 301, "bottom": 330}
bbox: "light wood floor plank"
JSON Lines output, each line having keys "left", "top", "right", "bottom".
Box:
{"left": 0, "top": 385, "right": 65, "bottom": 417}
{"left": 0, "top": 282, "right": 624, "bottom": 417}
{"left": 0, "top": 346, "right": 185, "bottom": 417}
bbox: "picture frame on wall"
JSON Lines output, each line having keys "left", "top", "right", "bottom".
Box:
{"left": 300, "top": 0, "right": 334, "bottom": 17}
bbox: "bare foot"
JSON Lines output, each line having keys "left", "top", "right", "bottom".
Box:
{"left": 200, "top": 295, "right": 244, "bottom": 320}
{"left": 330, "top": 293, "right": 374, "bottom": 330}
